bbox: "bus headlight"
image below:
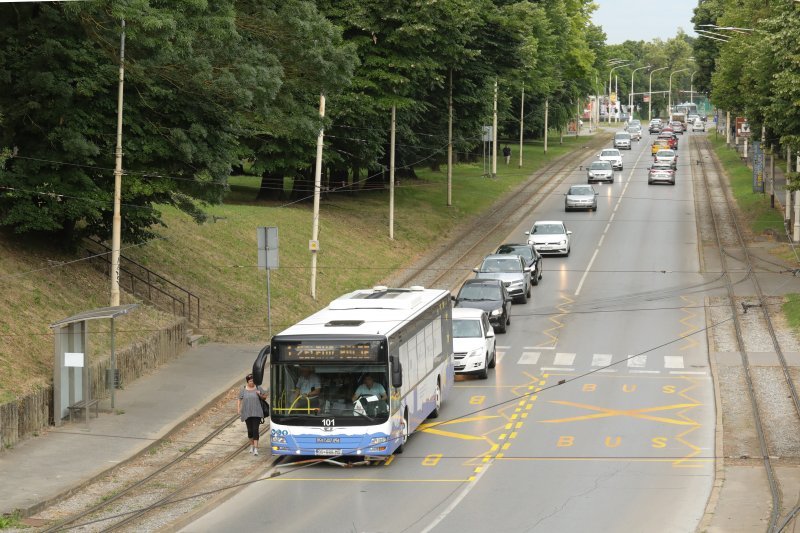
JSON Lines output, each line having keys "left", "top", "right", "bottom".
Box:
{"left": 370, "top": 437, "right": 388, "bottom": 445}
{"left": 272, "top": 436, "right": 287, "bottom": 444}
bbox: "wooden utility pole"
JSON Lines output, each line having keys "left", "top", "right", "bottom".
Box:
{"left": 110, "top": 19, "right": 126, "bottom": 307}
{"left": 310, "top": 93, "right": 325, "bottom": 300}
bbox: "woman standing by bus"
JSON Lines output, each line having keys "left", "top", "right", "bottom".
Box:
{"left": 238, "top": 373, "right": 267, "bottom": 455}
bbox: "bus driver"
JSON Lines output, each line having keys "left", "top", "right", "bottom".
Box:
{"left": 352, "top": 374, "right": 387, "bottom": 402}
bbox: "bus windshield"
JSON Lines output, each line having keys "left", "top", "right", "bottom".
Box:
{"left": 271, "top": 363, "right": 390, "bottom": 424}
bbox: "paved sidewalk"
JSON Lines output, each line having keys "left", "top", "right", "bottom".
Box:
{"left": 0, "top": 343, "right": 261, "bottom": 516}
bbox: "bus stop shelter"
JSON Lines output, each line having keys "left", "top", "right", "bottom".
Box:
{"left": 50, "top": 304, "right": 138, "bottom": 427}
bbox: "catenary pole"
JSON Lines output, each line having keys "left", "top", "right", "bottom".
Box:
{"left": 389, "top": 105, "right": 396, "bottom": 240}
{"left": 447, "top": 70, "right": 453, "bottom": 207}
{"left": 544, "top": 98, "right": 549, "bottom": 154}
{"left": 786, "top": 147, "right": 792, "bottom": 222}
{"left": 519, "top": 83, "right": 524, "bottom": 168}
{"left": 310, "top": 93, "right": 325, "bottom": 300}
{"left": 492, "top": 79, "right": 498, "bottom": 178}
{"left": 726, "top": 110, "right": 731, "bottom": 147}
{"left": 110, "top": 19, "right": 126, "bottom": 307}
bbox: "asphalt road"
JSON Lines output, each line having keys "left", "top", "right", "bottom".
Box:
{"left": 183, "top": 129, "right": 716, "bottom": 533}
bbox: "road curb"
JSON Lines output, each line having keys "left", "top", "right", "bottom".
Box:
{"left": 18, "top": 375, "right": 246, "bottom": 520}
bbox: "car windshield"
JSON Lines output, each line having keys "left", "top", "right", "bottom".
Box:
{"left": 601, "top": 150, "right": 619, "bottom": 157}
{"left": 497, "top": 245, "right": 532, "bottom": 261}
{"left": 615, "top": 133, "right": 630, "bottom": 139}
{"left": 590, "top": 162, "right": 612, "bottom": 170}
{"left": 569, "top": 186, "right": 593, "bottom": 195}
{"left": 657, "top": 150, "right": 675, "bottom": 157}
{"left": 532, "top": 224, "right": 565, "bottom": 235}
{"left": 480, "top": 258, "right": 521, "bottom": 273}
{"left": 458, "top": 283, "right": 502, "bottom": 301}
{"left": 453, "top": 319, "right": 483, "bottom": 339}
{"left": 652, "top": 163, "right": 672, "bottom": 170}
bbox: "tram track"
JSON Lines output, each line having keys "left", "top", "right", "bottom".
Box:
{"left": 694, "top": 134, "right": 800, "bottom": 532}
{"left": 40, "top": 410, "right": 268, "bottom": 533}
{"left": 389, "top": 132, "right": 612, "bottom": 291}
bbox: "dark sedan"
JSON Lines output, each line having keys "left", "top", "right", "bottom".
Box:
{"left": 495, "top": 243, "right": 543, "bottom": 286}
{"left": 453, "top": 279, "right": 512, "bottom": 333}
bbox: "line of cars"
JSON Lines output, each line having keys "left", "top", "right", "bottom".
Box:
{"left": 451, "top": 230, "right": 560, "bottom": 378}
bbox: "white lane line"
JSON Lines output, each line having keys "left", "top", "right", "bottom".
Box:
{"left": 574, "top": 247, "right": 599, "bottom": 296}
{"left": 531, "top": 346, "right": 556, "bottom": 350}
{"left": 598, "top": 369, "right": 618, "bottom": 373}
{"left": 631, "top": 370, "right": 660, "bottom": 374}
{"left": 523, "top": 346, "right": 540, "bottom": 350}
{"left": 541, "top": 367, "right": 574, "bottom": 372}
{"left": 553, "top": 352, "right": 576, "bottom": 366}
{"left": 591, "top": 353, "right": 613, "bottom": 367}
{"left": 628, "top": 355, "right": 647, "bottom": 368}
{"left": 609, "top": 212, "right": 615, "bottom": 222}
{"left": 517, "top": 351, "right": 541, "bottom": 365}
{"left": 496, "top": 350, "right": 506, "bottom": 363}
{"left": 670, "top": 371, "right": 707, "bottom": 375}
{"left": 598, "top": 235, "right": 605, "bottom": 247}
{"left": 419, "top": 459, "right": 494, "bottom": 533}
{"left": 496, "top": 346, "right": 511, "bottom": 349}
{"left": 664, "top": 355, "right": 685, "bottom": 369}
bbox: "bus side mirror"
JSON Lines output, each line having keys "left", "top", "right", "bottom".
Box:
{"left": 390, "top": 356, "right": 403, "bottom": 388}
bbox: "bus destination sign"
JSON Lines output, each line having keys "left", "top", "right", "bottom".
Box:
{"left": 278, "top": 342, "right": 378, "bottom": 362}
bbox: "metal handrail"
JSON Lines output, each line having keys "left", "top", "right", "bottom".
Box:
{"left": 85, "top": 238, "right": 200, "bottom": 327}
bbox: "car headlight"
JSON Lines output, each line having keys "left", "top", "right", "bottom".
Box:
{"left": 468, "top": 348, "right": 483, "bottom": 358}
{"left": 272, "top": 436, "right": 287, "bottom": 444}
{"left": 491, "top": 308, "right": 503, "bottom": 316}
{"left": 510, "top": 279, "right": 523, "bottom": 286}
{"left": 559, "top": 240, "right": 567, "bottom": 245}
{"left": 370, "top": 436, "right": 388, "bottom": 445}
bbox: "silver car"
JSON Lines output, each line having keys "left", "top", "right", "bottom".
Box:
{"left": 473, "top": 254, "right": 532, "bottom": 304}
{"left": 565, "top": 184, "right": 598, "bottom": 211}
{"left": 648, "top": 162, "right": 675, "bottom": 185}
{"left": 628, "top": 125, "right": 642, "bottom": 141}
{"left": 587, "top": 160, "right": 614, "bottom": 183}
{"left": 526, "top": 220, "right": 572, "bottom": 257}
{"left": 614, "top": 132, "right": 632, "bottom": 150}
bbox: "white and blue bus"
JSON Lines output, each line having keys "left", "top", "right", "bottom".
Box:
{"left": 269, "top": 286, "right": 454, "bottom": 461}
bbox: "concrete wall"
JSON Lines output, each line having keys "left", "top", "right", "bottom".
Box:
{"left": 0, "top": 318, "right": 187, "bottom": 451}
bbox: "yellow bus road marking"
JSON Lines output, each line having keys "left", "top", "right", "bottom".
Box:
{"left": 420, "top": 427, "right": 492, "bottom": 441}
{"left": 418, "top": 415, "right": 501, "bottom": 431}
{"left": 540, "top": 400, "right": 701, "bottom": 426}
{"left": 494, "top": 457, "right": 712, "bottom": 463}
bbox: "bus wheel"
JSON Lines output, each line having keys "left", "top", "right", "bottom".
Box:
{"left": 429, "top": 380, "right": 442, "bottom": 419}
{"left": 395, "top": 411, "right": 409, "bottom": 454}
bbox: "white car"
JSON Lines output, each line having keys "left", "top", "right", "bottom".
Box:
{"left": 598, "top": 148, "right": 623, "bottom": 170}
{"left": 692, "top": 119, "right": 705, "bottom": 132}
{"left": 525, "top": 220, "right": 572, "bottom": 257}
{"left": 654, "top": 149, "right": 678, "bottom": 169}
{"left": 452, "top": 308, "right": 496, "bottom": 379}
{"left": 614, "top": 132, "right": 632, "bottom": 150}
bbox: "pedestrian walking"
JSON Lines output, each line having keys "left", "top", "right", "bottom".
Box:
{"left": 238, "top": 373, "right": 267, "bottom": 455}
{"left": 502, "top": 145, "right": 511, "bottom": 165}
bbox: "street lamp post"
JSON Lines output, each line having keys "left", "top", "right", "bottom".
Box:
{"left": 668, "top": 68, "right": 690, "bottom": 119}
{"left": 689, "top": 71, "right": 697, "bottom": 105}
{"left": 608, "top": 62, "right": 631, "bottom": 123}
{"left": 648, "top": 66, "right": 668, "bottom": 122}
{"left": 629, "top": 65, "right": 650, "bottom": 122}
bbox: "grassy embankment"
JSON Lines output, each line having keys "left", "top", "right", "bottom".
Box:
{"left": 1, "top": 134, "right": 589, "bottom": 400}
{"left": 707, "top": 134, "right": 800, "bottom": 329}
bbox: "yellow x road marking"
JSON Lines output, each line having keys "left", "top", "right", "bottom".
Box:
{"left": 540, "top": 400, "right": 701, "bottom": 426}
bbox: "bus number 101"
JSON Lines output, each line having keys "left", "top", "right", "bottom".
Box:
{"left": 322, "top": 418, "right": 335, "bottom": 427}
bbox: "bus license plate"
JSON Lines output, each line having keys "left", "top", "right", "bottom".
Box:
{"left": 316, "top": 449, "right": 342, "bottom": 456}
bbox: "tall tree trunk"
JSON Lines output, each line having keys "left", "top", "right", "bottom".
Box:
{"left": 257, "top": 170, "right": 284, "bottom": 201}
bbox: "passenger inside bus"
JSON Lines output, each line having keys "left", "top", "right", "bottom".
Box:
{"left": 291, "top": 366, "right": 321, "bottom": 411}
